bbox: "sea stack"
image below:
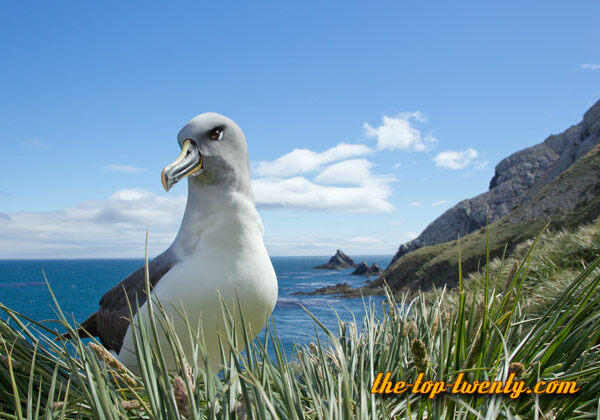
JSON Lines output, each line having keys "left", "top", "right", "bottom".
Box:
{"left": 314, "top": 249, "right": 356, "bottom": 270}
{"left": 351, "top": 262, "right": 382, "bottom": 276}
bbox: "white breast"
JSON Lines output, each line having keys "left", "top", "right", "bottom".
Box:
{"left": 117, "top": 191, "right": 278, "bottom": 371}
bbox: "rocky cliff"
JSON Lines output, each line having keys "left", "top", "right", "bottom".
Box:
{"left": 374, "top": 142, "right": 600, "bottom": 293}
{"left": 389, "top": 99, "right": 600, "bottom": 266}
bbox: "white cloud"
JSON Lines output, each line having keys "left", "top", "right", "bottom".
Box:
{"left": 314, "top": 159, "right": 376, "bottom": 185}
{"left": 21, "top": 138, "right": 48, "bottom": 149}
{"left": 404, "top": 232, "right": 418, "bottom": 240}
{"left": 433, "top": 148, "right": 478, "bottom": 170}
{"left": 264, "top": 235, "right": 397, "bottom": 256}
{"left": 252, "top": 176, "right": 394, "bottom": 213}
{"left": 254, "top": 143, "right": 372, "bottom": 177}
{"left": 346, "top": 236, "right": 382, "bottom": 244}
{"left": 581, "top": 63, "right": 600, "bottom": 70}
{"left": 363, "top": 112, "right": 437, "bottom": 151}
{"left": 253, "top": 142, "right": 395, "bottom": 213}
{"left": 105, "top": 164, "right": 146, "bottom": 173}
{"left": 0, "top": 189, "right": 185, "bottom": 258}
{"left": 432, "top": 200, "right": 448, "bottom": 207}
{"left": 0, "top": 182, "right": 394, "bottom": 258}
{"left": 410, "top": 202, "right": 421, "bottom": 207}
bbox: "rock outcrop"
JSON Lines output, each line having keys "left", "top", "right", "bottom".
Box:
{"left": 351, "top": 262, "right": 382, "bottom": 276}
{"left": 314, "top": 249, "right": 356, "bottom": 270}
{"left": 389, "top": 99, "right": 600, "bottom": 267}
{"left": 373, "top": 142, "right": 600, "bottom": 293}
{"left": 292, "top": 282, "right": 355, "bottom": 296}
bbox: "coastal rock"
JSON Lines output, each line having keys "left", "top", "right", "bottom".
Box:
{"left": 352, "top": 262, "right": 370, "bottom": 275}
{"left": 293, "top": 281, "right": 384, "bottom": 298}
{"left": 314, "top": 249, "right": 356, "bottom": 270}
{"left": 351, "top": 262, "right": 382, "bottom": 276}
{"left": 292, "top": 282, "right": 355, "bottom": 296}
{"left": 388, "top": 98, "right": 600, "bottom": 267}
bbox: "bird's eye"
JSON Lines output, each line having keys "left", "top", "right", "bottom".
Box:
{"left": 210, "top": 128, "right": 224, "bottom": 141}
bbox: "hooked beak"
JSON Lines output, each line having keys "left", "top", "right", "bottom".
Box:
{"left": 161, "top": 139, "right": 203, "bottom": 192}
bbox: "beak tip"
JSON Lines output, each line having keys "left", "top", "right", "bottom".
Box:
{"left": 161, "top": 168, "right": 170, "bottom": 192}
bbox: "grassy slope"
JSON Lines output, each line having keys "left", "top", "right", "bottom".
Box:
{"left": 426, "top": 218, "right": 600, "bottom": 316}
{"left": 375, "top": 143, "right": 600, "bottom": 294}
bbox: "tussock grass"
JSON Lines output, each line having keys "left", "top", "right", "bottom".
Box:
{"left": 430, "top": 219, "right": 600, "bottom": 318}
{"left": 1, "top": 222, "right": 599, "bottom": 418}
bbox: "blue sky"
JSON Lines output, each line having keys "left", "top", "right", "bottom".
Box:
{"left": 1, "top": 1, "right": 599, "bottom": 258}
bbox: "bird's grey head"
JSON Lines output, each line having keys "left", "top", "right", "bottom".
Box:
{"left": 161, "top": 113, "right": 251, "bottom": 193}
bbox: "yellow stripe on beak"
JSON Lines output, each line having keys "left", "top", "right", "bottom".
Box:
{"left": 161, "top": 139, "right": 203, "bottom": 192}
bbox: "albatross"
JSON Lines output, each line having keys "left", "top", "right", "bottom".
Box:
{"left": 72, "top": 113, "right": 278, "bottom": 371}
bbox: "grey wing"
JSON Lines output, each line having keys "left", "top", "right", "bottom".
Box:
{"left": 80, "top": 248, "right": 179, "bottom": 353}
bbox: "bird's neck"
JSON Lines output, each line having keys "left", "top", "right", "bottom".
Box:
{"left": 172, "top": 180, "right": 264, "bottom": 256}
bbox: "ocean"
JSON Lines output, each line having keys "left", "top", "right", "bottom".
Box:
{"left": 0, "top": 256, "right": 391, "bottom": 357}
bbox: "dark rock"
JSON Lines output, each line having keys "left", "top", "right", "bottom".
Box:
{"left": 292, "top": 282, "right": 354, "bottom": 296}
{"left": 370, "top": 263, "right": 382, "bottom": 273}
{"left": 352, "top": 262, "right": 370, "bottom": 275}
{"left": 388, "top": 98, "right": 600, "bottom": 267}
{"left": 351, "top": 262, "right": 383, "bottom": 276}
{"left": 314, "top": 249, "right": 356, "bottom": 270}
{"left": 293, "top": 281, "right": 386, "bottom": 298}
